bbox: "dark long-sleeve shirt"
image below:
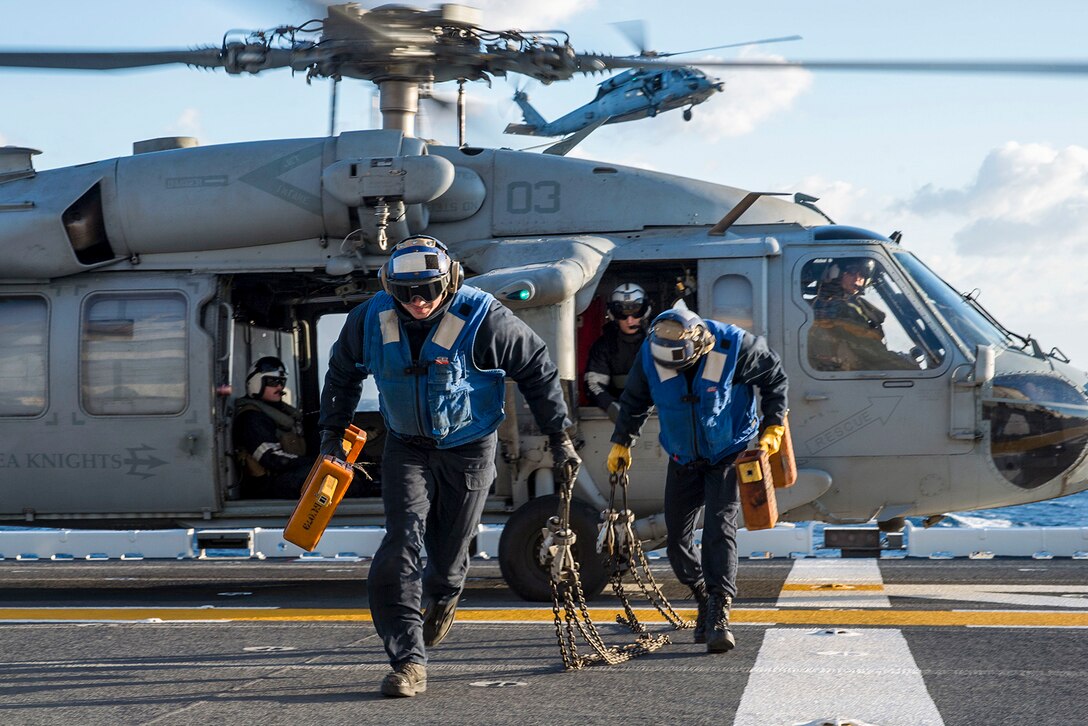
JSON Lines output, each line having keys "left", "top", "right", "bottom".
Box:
{"left": 583, "top": 322, "right": 645, "bottom": 410}
{"left": 233, "top": 403, "right": 302, "bottom": 472}
{"left": 610, "top": 330, "right": 788, "bottom": 448}
{"left": 320, "top": 290, "right": 571, "bottom": 436}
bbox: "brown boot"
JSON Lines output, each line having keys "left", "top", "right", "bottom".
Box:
{"left": 423, "top": 593, "right": 460, "bottom": 647}
{"left": 380, "top": 662, "right": 427, "bottom": 697}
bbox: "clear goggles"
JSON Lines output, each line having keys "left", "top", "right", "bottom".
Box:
{"left": 388, "top": 277, "right": 447, "bottom": 304}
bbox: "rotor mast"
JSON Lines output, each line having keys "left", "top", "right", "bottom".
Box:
{"left": 377, "top": 80, "right": 420, "bottom": 136}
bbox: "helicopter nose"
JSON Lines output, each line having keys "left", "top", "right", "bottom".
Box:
{"left": 984, "top": 372, "right": 1088, "bottom": 490}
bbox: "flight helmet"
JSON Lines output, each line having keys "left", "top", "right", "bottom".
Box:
{"left": 607, "top": 282, "right": 651, "bottom": 320}
{"left": 648, "top": 308, "right": 714, "bottom": 370}
{"left": 246, "top": 356, "right": 288, "bottom": 397}
{"left": 838, "top": 258, "right": 876, "bottom": 286}
{"left": 379, "top": 235, "right": 463, "bottom": 304}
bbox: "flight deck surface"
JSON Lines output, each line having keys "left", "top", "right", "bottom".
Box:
{"left": 1, "top": 558, "right": 1086, "bottom": 725}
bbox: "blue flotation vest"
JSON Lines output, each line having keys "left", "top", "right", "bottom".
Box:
{"left": 642, "top": 320, "right": 758, "bottom": 465}
{"left": 364, "top": 286, "right": 506, "bottom": 448}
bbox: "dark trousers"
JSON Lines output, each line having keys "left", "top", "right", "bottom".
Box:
{"left": 663, "top": 453, "right": 741, "bottom": 598}
{"left": 367, "top": 431, "right": 496, "bottom": 667}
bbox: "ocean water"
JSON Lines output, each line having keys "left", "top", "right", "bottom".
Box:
{"left": 944, "top": 489, "right": 1088, "bottom": 528}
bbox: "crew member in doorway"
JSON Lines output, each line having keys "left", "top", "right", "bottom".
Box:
{"left": 320, "top": 235, "right": 578, "bottom": 698}
{"left": 233, "top": 356, "right": 313, "bottom": 499}
{"left": 584, "top": 283, "right": 651, "bottom": 421}
{"left": 607, "top": 307, "right": 787, "bottom": 653}
{"left": 809, "top": 257, "right": 918, "bottom": 371}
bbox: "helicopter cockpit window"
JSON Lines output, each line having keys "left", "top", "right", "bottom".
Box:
{"left": 0, "top": 296, "right": 47, "bottom": 416}
{"left": 80, "top": 293, "right": 187, "bottom": 415}
{"left": 802, "top": 257, "right": 945, "bottom": 372}
{"left": 893, "top": 251, "right": 1011, "bottom": 351}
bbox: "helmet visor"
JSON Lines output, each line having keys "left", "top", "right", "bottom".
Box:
{"left": 261, "top": 375, "right": 287, "bottom": 388}
{"left": 608, "top": 299, "right": 651, "bottom": 319}
{"left": 388, "top": 277, "right": 447, "bottom": 304}
{"left": 651, "top": 318, "right": 690, "bottom": 342}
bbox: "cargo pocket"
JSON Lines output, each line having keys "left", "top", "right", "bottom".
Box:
{"left": 428, "top": 357, "right": 472, "bottom": 438}
{"left": 464, "top": 463, "right": 496, "bottom": 492}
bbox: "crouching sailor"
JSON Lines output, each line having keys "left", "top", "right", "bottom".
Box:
{"left": 607, "top": 307, "right": 787, "bottom": 653}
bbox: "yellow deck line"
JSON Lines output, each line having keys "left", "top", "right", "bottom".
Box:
{"left": 3, "top": 607, "right": 1088, "bottom": 627}
{"left": 780, "top": 584, "right": 886, "bottom": 591}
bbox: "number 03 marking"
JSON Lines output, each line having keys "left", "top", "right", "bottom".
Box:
{"left": 506, "top": 181, "right": 560, "bottom": 214}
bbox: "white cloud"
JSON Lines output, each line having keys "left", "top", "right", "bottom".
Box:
{"left": 902, "top": 142, "right": 1088, "bottom": 256}
{"left": 786, "top": 175, "right": 876, "bottom": 226}
{"left": 686, "top": 49, "right": 813, "bottom": 139}
{"left": 0, "top": 132, "right": 7, "bottom": 146}
{"left": 474, "top": 0, "right": 594, "bottom": 29}
{"left": 168, "top": 108, "right": 203, "bottom": 139}
{"left": 878, "top": 143, "right": 1088, "bottom": 362}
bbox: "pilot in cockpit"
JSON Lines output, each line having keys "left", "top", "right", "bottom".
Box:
{"left": 809, "top": 258, "right": 919, "bottom": 372}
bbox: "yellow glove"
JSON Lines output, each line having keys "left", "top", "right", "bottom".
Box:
{"left": 758, "top": 425, "right": 785, "bottom": 456}
{"left": 607, "top": 443, "right": 632, "bottom": 474}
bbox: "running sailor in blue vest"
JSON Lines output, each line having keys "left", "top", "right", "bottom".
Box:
{"left": 319, "top": 235, "right": 578, "bottom": 698}
{"left": 607, "top": 307, "right": 787, "bottom": 653}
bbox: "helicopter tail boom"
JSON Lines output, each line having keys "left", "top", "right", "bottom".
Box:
{"left": 505, "top": 91, "right": 549, "bottom": 135}
{"left": 503, "top": 123, "right": 544, "bottom": 136}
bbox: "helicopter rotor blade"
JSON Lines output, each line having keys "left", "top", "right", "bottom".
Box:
{"left": 0, "top": 48, "right": 299, "bottom": 72}
{"left": 0, "top": 49, "right": 228, "bottom": 71}
{"left": 659, "top": 58, "right": 1088, "bottom": 75}
{"left": 655, "top": 35, "right": 803, "bottom": 58}
{"left": 610, "top": 19, "right": 649, "bottom": 55}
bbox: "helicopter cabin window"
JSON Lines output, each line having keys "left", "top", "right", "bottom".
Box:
{"left": 80, "top": 293, "right": 188, "bottom": 415}
{"left": 0, "top": 296, "right": 48, "bottom": 416}
{"left": 801, "top": 257, "right": 945, "bottom": 372}
{"left": 711, "top": 275, "right": 754, "bottom": 331}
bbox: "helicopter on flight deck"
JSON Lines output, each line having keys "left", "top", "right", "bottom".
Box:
{"left": 505, "top": 26, "right": 802, "bottom": 138}
{"left": 2, "top": 3, "right": 1088, "bottom": 602}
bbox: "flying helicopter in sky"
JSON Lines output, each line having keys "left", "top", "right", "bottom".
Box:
{"left": 504, "top": 29, "right": 802, "bottom": 138}
{"left": 3, "top": 2, "right": 1088, "bottom": 601}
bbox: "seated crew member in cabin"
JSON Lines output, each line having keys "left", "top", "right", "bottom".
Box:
{"left": 319, "top": 235, "right": 579, "bottom": 698}
{"left": 233, "top": 356, "right": 314, "bottom": 499}
{"left": 607, "top": 307, "right": 787, "bottom": 653}
{"left": 583, "top": 283, "right": 651, "bottom": 421}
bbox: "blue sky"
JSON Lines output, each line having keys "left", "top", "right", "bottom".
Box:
{"left": 4, "top": 1, "right": 1088, "bottom": 361}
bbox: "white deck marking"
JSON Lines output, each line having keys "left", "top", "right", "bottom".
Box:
{"left": 733, "top": 628, "right": 944, "bottom": 726}
{"left": 776, "top": 558, "right": 891, "bottom": 608}
{"left": 737, "top": 560, "right": 940, "bottom": 724}
{"left": 885, "top": 584, "right": 1088, "bottom": 609}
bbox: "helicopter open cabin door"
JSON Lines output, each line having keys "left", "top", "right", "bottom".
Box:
{"left": 783, "top": 243, "right": 976, "bottom": 519}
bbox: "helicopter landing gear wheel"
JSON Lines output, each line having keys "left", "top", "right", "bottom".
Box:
{"left": 498, "top": 494, "right": 609, "bottom": 602}
{"left": 683, "top": 108, "right": 693, "bottom": 121}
